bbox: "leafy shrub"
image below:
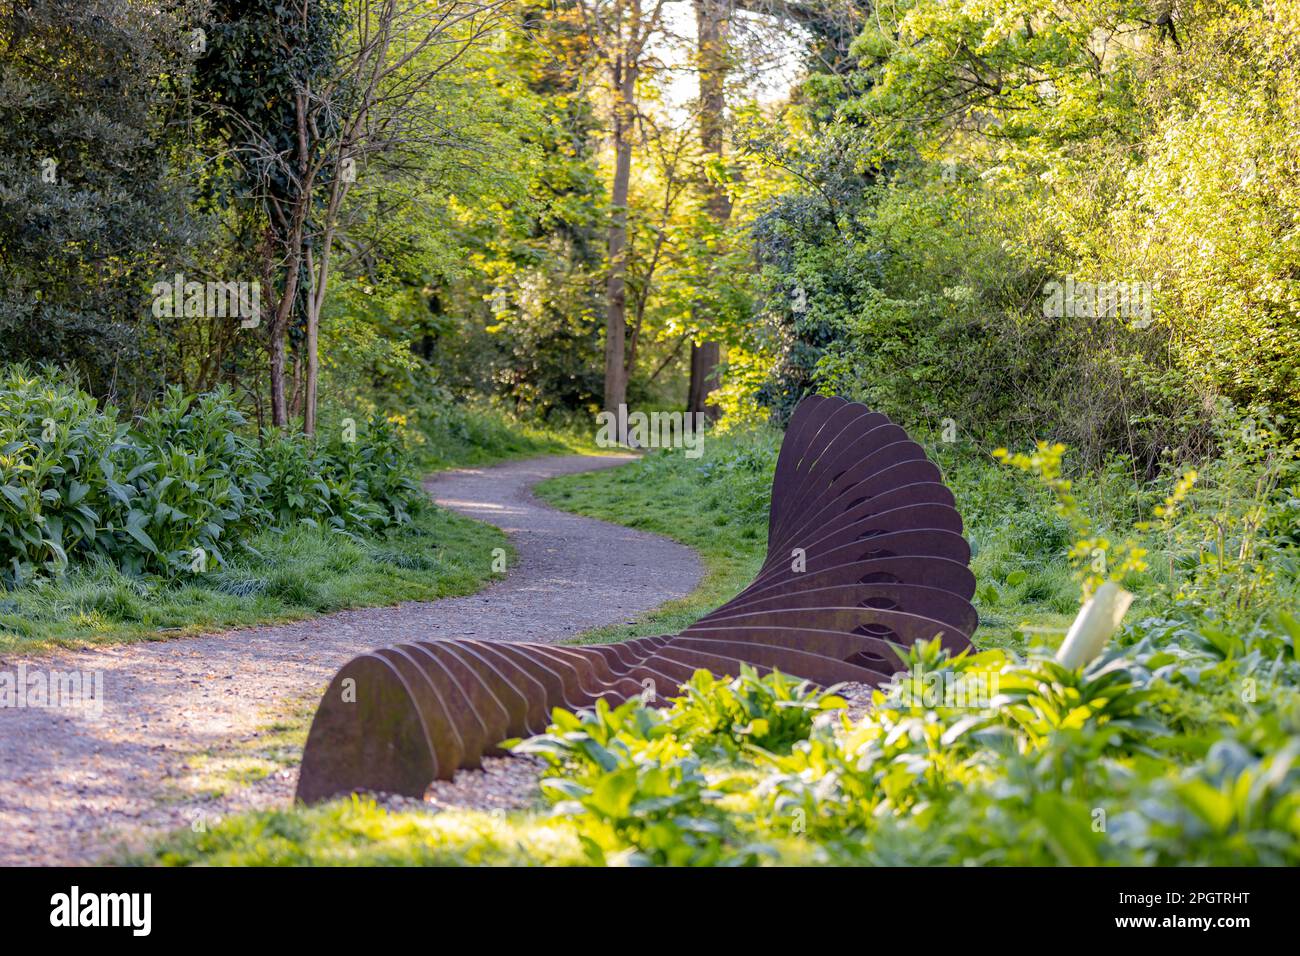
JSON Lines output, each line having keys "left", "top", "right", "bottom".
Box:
{"left": 0, "top": 366, "right": 123, "bottom": 583}
{"left": 512, "top": 623, "right": 1300, "bottom": 866}
{"left": 666, "top": 668, "right": 841, "bottom": 758}
{"left": 102, "top": 387, "right": 267, "bottom": 576}
{"left": 317, "top": 415, "right": 422, "bottom": 530}
{"left": 512, "top": 669, "right": 843, "bottom": 865}
{"left": 257, "top": 433, "right": 333, "bottom": 530}
{"left": 0, "top": 366, "right": 426, "bottom": 584}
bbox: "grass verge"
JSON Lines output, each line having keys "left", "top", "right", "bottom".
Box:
{"left": 124, "top": 798, "right": 586, "bottom": 866}
{"left": 0, "top": 504, "right": 507, "bottom": 654}
{"left": 415, "top": 403, "right": 603, "bottom": 471}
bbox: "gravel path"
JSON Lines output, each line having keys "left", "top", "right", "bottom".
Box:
{"left": 0, "top": 454, "right": 703, "bottom": 866}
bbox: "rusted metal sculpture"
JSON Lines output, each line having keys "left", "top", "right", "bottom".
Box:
{"left": 295, "top": 396, "right": 977, "bottom": 803}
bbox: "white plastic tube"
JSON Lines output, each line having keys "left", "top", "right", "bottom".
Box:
{"left": 1055, "top": 581, "right": 1135, "bottom": 670}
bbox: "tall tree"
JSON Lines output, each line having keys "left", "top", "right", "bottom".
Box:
{"left": 572, "top": 0, "right": 669, "bottom": 433}
{"left": 197, "top": 0, "right": 510, "bottom": 431}
{"left": 686, "top": 0, "right": 734, "bottom": 417}
{"left": 195, "top": 0, "right": 347, "bottom": 429}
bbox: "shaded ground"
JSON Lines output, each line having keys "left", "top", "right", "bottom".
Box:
{"left": 0, "top": 454, "right": 703, "bottom": 865}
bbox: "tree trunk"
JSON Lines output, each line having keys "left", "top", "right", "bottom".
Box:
{"left": 268, "top": 312, "right": 289, "bottom": 428}
{"left": 687, "top": 0, "right": 734, "bottom": 418}
{"left": 687, "top": 339, "right": 720, "bottom": 416}
{"left": 268, "top": 237, "right": 303, "bottom": 429}
{"left": 304, "top": 249, "right": 319, "bottom": 436}
{"left": 303, "top": 197, "right": 336, "bottom": 439}
{"left": 603, "top": 53, "right": 637, "bottom": 440}
{"left": 290, "top": 347, "right": 304, "bottom": 422}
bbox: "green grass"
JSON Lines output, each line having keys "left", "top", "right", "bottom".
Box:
{"left": 124, "top": 797, "right": 588, "bottom": 866}
{"left": 415, "top": 403, "right": 605, "bottom": 471}
{"left": 0, "top": 504, "right": 508, "bottom": 653}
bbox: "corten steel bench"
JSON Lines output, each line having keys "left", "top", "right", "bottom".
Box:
{"left": 295, "top": 396, "right": 977, "bottom": 803}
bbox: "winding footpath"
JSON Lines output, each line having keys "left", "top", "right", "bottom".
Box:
{"left": 0, "top": 455, "right": 702, "bottom": 865}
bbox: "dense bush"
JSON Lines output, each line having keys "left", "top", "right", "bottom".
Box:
{"left": 0, "top": 366, "right": 425, "bottom": 585}
{"left": 510, "top": 618, "right": 1300, "bottom": 866}
{"left": 0, "top": 0, "right": 203, "bottom": 401}
{"left": 741, "top": 1, "right": 1300, "bottom": 469}
{"left": 0, "top": 366, "right": 124, "bottom": 579}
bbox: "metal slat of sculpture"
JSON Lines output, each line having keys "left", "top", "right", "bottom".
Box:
{"left": 295, "top": 396, "right": 978, "bottom": 804}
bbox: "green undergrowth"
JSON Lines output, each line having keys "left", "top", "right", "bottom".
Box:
{"left": 1, "top": 367, "right": 428, "bottom": 585}
{"left": 138, "top": 638, "right": 1300, "bottom": 865}
{"left": 0, "top": 504, "right": 508, "bottom": 653}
